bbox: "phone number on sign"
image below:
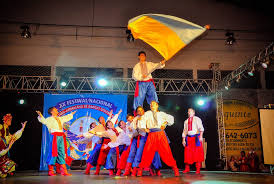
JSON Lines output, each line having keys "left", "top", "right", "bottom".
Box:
{"left": 226, "top": 132, "right": 257, "bottom": 139}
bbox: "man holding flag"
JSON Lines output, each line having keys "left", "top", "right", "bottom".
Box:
{"left": 132, "top": 51, "right": 166, "bottom": 113}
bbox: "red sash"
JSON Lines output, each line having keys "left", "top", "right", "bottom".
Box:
{"left": 134, "top": 79, "right": 155, "bottom": 97}
{"left": 51, "top": 132, "right": 72, "bottom": 166}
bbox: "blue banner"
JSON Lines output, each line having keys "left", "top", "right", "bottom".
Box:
{"left": 39, "top": 94, "right": 127, "bottom": 171}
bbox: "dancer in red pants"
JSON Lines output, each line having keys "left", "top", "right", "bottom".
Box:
{"left": 182, "top": 108, "right": 204, "bottom": 174}
{"left": 136, "top": 101, "right": 179, "bottom": 177}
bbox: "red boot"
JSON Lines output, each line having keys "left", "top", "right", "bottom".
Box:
{"left": 196, "top": 162, "right": 201, "bottom": 174}
{"left": 172, "top": 166, "right": 180, "bottom": 177}
{"left": 123, "top": 162, "right": 132, "bottom": 176}
{"left": 60, "top": 164, "right": 72, "bottom": 176}
{"left": 55, "top": 163, "right": 61, "bottom": 174}
{"left": 183, "top": 164, "right": 190, "bottom": 173}
{"left": 116, "top": 169, "right": 122, "bottom": 176}
{"left": 149, "top": 168, "right": 155, "bottom": 176}
{"left": 48, "top": 165, "right": 56, "bottom": 176}
{"left": 84, "top": 163, "right": 92, "bottom": 175}
{"left": 131, "top": 167, "right": 137, "bottom": 176}
{"left": 109, "top": 169, "right": 114, "bottom": 176}
{"left": 94, "top": 165, "right": 101, "bottom": 175}
{"left": 137, "top": 168, "right": 143, "bottom": 177}
{"left": 156, "top": 170, "right": 162, "bottom": 176}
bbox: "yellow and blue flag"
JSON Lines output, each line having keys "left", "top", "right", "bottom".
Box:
{"left": 128, "top": 14, "right": 209, "bottom": 60}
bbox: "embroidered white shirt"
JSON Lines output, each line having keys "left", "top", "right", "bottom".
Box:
{"left": 138, "top": 111, "right": 174, "bottom": 129}
{"left": 37, "top": 114, "right": 73, "bottom": 133}
{"left": 132, "top": 61, "right": 165, "bottom": 81}
{"left": 182, "top": 116, "right": 204, "bottom": 138}
{"left": 108, "top": 129, "right": 131, "bottom": 148}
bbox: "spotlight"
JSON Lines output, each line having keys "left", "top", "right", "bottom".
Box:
{"left": 98, "top": 78, "right": 108, "bottom": 87}
{"left": 225, "top": 81, "right": 230, "bottom": 90}
{"left": 126, "top": 29, "right": 134, "bottom": 42}
{"left": 60, "top": 81, "right": 67, "bottom": 87}
{"left": 248, "top": 66, "right": 255, "bottom": 77}
{"left": 261, "top": 57, "right": 270, "bottom": 69}
{"left": 197, "top": 99, "right": 205, "bottom": 106}
{"left": 20, "top": 25, "right": 31, "bottom": 38}
{"left": 236, "top": 75, "right": 241, "bottom": 83}
{"left": 225, "top": 31, "right": 235, "bottom": 45}
{"left": 18, "top": 99, "right": 25, "bottom": 105}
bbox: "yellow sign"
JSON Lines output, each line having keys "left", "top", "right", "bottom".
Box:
{"left": 223, "top": 100, "right": 262, "bottom": 160}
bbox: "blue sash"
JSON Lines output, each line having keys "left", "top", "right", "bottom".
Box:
{"left": 149, "top": 128, "right": 162, "bottom": 132}
{"left": 149, "top": 128, "right": 170, "bottom": 144}
{"left": 186, "top": 134, "right": 201, "bottom": 147}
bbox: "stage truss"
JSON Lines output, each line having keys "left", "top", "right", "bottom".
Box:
{"left": 0, "top": 75, "right": 213, "bottom": 95}
{"left": 211, "top": 63, "right": 227, "bottom": 168}
{"left": 221, "top": 42, "right": 273, "bottom": 89}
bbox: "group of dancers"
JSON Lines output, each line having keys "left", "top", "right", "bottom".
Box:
{"left": 0, "top": 51, "right": 205, "bottom": 178}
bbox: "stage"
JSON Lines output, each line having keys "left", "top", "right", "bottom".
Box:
{"left": 2, "top": 170, "right": 273, "bottom": 184}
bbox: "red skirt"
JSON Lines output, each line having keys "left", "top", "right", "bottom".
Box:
{"left": 184, "top": 136, "right": 204, "bottom": 164}
{"left": 97, "top": 138, "right": 111, "bottom": 166}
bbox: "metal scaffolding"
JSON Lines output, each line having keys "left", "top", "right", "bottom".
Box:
{"left": 0, "top": 75, "right": 213, "bottom": 94}
{"left": 211, "top": 63, "right": 227, "bottom": 168}
{"left": 221, "top": 42, "right": 274, "bottom": 89}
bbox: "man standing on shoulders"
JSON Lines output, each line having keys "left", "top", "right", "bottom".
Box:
{"left": 36, "top": 107, "right": 76, "bottom": 176}
{"left": 182, "top": 108, "right": 204, "bottom": 174}
{"left": 132, "top": 51, "right": 166, "bottom": 113}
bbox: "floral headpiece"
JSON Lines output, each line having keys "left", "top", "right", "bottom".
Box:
{"left": 3, "top": 113, "right": 12, "bottom": 122}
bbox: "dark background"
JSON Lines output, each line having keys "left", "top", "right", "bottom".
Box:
{"left": 0, "top": 92, "right": 218, "bottom": 171}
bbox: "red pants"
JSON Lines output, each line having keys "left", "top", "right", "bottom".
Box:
{"left": 117, "top": 145, "right": 131, "bottom": 170}
{"left": 138, "top": 130, "right": 177, "bottom": 168}
{"left": 97, "top": 138, "right": 111, "bottom": 166}
{"left": 184, "top": 136, "right": 204, "bottom": 164}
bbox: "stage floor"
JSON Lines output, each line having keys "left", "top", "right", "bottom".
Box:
{"left": 1, "top": 170, "right": 274, "bottom": 184}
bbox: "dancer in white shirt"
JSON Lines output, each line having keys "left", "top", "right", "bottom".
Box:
{"left": 137, "top": 101, "right": 179, "bottom": 177}
{"left": 132, "top": 51, "right": 166, "bottom": 113}
{"left": 36, "top": 107, "right": 76, "bottom": 176}
{"left": 182, "top": 108, "right": 204, "bottom": 174}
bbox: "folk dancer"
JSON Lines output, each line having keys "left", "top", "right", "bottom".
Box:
{"left": 90, "top": 109, "right": 122, "bottom": 175}
{"left": 82, "top": 110, "right": 114, "bottom": 175}
{"left": 132, "top": 51, "right": 166, "bottom": 113}
{"left": 182, "top": 108, "right": 204, "bottom": 174}
{"left": 0, "top": 114, "right": 27, "bottom": 178}
{"left": 36, "top": 107, "right": 76, "bottom": 176}
{"left": 137, "top": 101, "right": 179, "bottom": 177}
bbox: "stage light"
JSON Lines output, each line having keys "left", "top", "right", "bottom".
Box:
{"left": 98, "top": 78, "right": 108, "bottom": 87}
{"left": 20, "top": 25, "right": 31, "bottom": 39}
{"left": 18, "top": 99, "right": 25, "bottom": 105}
{"left": 61, "top": 81, "right": 67, "bottom": 87}
{"left": 126, "top": 29, "right": 134, "bottom": 42}
{"left": 236, "top": 75, "right": 241, "bottom": 83}
{"left": 197, "top": 99, "right": 205, "bottom": 106}
{"left": 248, "top": 66, "right": 255, "bottom": 77}
{"left": 261, "top": 57, "right": 270, "bottom": 69}
{"left": 225, "top": 81, "right": 230, "bottom": 90}
{"left": 225, "top": 31, "right": 235, "bottom": 45}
